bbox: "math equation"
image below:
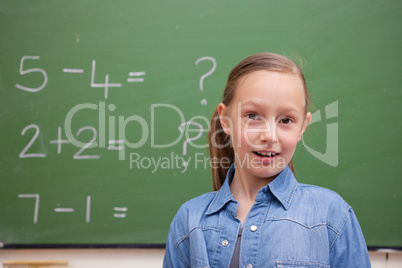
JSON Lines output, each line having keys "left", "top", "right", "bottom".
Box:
{"left": 15, "top": 56, "right": 146, "bottom": 99}
{"left": 18, "top": 194, "right": 128, "bottom": 224}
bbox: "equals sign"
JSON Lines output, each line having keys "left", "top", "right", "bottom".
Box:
{"left": 127, "top": 71, "right": 145, "bottom": 82}
{"left": 108, "top": 140, "right": 124, "bottom": 150}
{"left": 114, "top": 207, "right": 128, "bottom": 218}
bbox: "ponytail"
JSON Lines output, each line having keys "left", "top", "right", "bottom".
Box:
{"left": 208, "top": 107, "right": 234, "bottom": 191}
{"left": 288, "top": 159, "right": 295, "bottom": 176}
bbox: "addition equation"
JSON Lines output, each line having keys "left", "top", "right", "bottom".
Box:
{"left": 20, "top": 125, "right": 119, "bottom": 159}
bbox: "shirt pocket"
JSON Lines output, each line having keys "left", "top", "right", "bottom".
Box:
{"left": 276, "top": 261, "right": 330, "bottom": 268}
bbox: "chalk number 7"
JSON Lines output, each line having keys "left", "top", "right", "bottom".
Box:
{"left": 15, "top": 56, "right": 48, "bottom": 92}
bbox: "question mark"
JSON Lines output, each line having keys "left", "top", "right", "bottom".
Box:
{"left": 178, "top": 121, "right": 203, "bottom": 167}
{"left": 195, "top": 56, "right": 217, "bottom": 105}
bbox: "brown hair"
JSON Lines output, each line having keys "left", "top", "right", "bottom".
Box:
{"left": 208, "top": 52, "right": 312, "bottom": 191}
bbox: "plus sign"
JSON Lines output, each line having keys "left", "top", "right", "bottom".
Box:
{"left": 49, "top": 127, "right": 70, "bottom": 154}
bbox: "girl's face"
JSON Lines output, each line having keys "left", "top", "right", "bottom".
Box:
{"left": 218, "top": 70, "right": 311, "bottom": 181}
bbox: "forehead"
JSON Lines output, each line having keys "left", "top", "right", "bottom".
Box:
{"left": 233, "top": 70, "right": 306, "bottom": 109}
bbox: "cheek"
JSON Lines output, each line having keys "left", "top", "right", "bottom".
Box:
{"left": 279, "top": 129, "right": 302, "bottom": 148}
{"left": 230, "top": 124, "right": 256, "bottom": 151}
{"left": 232, "top": 130, "right": 249, "bottom": 150}
{"left": 227, "top": 120, "right": 241, "bottom": 149}
{"left": 241, "top": 123, "right": 262, "bottom": 146}
{"left": 244, "top": 128, "right": 260, "bottom": 145}
{"left": 231, "top": 119, "right": 245, "bottom": 140}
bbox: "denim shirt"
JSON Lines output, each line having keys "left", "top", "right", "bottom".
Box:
{"left": 163, "top": 164, "right": 371, "bottom": 267}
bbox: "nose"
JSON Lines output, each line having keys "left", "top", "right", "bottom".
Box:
{"left": 260, "top": 117, "right": 278, "bottom": 144}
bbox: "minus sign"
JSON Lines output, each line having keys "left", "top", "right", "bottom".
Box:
{"left": 55, "top": 208, "right": 74, "bottom": 212}
{"left": 63, "top": 68, "right": 84, "bottom": 73}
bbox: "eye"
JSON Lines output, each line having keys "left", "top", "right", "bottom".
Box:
{"left": 280, "top": 117, "right": 293, "bottom": 125}
{"left": 246, "top": 113, "right": 259, "bottom": 120}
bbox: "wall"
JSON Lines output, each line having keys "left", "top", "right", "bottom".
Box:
{"left": 1, "top": 249, "right": 401, "bottom": 267}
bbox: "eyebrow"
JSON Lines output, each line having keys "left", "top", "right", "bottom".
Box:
{"left": 240, "top": 99, "right": 302, "bottom": 113}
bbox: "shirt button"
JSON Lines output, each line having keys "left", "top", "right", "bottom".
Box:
{"left": 222, "top": 240, "right": 229, "bottom": 246}
{"left": 246, "top": 264, "right": 253, "bottom": 268}
{"left": 250, "top": 225, "right": 258, "bottom": 232}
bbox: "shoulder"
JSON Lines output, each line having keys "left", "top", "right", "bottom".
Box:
{"left": 293, "top": 185, "right": 369, "bottom": 262}
{"left": 175, "top": 191, "right": 217, "bottom": 219}
{"left": 168, "top": 192, "right": 217, "bottom": 238}
{"left": 296, "top": 183, "right": 352, "bottom": 230}
{"left": 297, "top": 183, "right": 349, "bottom": 207}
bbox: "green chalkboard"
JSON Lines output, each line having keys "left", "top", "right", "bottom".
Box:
{"left": 0, "top": 0, "right": 401, "bottom": 248}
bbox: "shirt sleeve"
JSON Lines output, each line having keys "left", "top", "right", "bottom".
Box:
{"left": 329, "top": 207, "right": 371, "bottom": 267}
{"left": 163, "top": 227, "right": 189, "bottom": 268}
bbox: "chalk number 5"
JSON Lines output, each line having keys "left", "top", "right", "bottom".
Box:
{"left": 15, "top": 56, "right": 48, "bottom": 92}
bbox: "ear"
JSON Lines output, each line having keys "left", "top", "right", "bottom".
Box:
{"left": 217, "top": 103, "right": 231, "bottom": 135}
{"left": 297, "top": 112, "right": 311, "bottom": 142}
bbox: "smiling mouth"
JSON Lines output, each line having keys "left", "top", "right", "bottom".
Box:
{"left": 253, "top": 151, "right": 279, "bottom": 158}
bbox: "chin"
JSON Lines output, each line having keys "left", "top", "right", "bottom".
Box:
{"left": 250, "top": 166, "right": 283, "bottom": 179}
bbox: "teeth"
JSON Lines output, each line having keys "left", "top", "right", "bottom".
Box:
{"left": 256, "top": 152, "right": 277, "bottom": 157}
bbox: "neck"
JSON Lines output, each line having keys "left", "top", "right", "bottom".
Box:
{"left": 230, "top": 168, "right": 276, "bottom": 203}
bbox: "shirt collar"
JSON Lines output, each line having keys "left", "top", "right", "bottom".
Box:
{"left": 205, "top": 163, "right": 237, "bottom": 215}
{"left": 206, "top": 163, "right": 298, "bottom": 215}
{"left": 264, "top": 164, "right": 298, "bottom": 210}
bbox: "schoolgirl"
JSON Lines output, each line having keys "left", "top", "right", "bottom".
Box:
{"left": 164, "top": 53, "right": 370, "bottom": 267}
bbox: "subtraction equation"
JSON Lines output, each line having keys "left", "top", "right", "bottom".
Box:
{"left": 18, "top": 194, "right": 128, "bottom": 224}
{"left": 15, "top": 56, "right": 146, "bottom": 99}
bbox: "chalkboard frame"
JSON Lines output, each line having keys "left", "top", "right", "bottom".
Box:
{"left": 1, "top": 0, "right": 401, "bottom": 249}
{"left": 2, "top": 243, "right": 402, "bottom": 252}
